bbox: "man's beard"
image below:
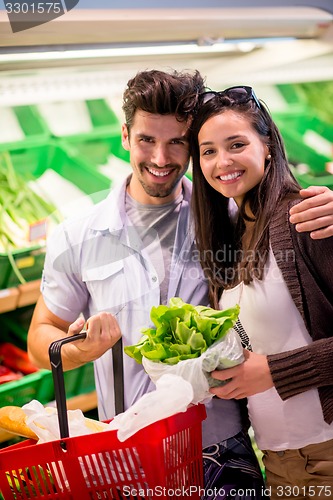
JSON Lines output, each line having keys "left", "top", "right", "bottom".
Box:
{"left": 138, "top": 163, "right": 186, "bottom": 198}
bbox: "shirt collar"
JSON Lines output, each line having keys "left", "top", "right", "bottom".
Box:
{"left": 88, "top": 174, "right": 193, "bottom": 233}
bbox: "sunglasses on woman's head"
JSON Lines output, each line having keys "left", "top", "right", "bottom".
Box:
{"left": 201, "top": 86, "right": 261, "bottom": 109}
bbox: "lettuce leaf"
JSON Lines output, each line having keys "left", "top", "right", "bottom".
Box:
{"left": 124, "top": 297, "right": 240, "bottom": 365}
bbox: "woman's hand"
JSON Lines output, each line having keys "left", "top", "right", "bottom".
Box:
{"left": 289, "top": 186, "right": 333, "bottom": 239}
{"left": 66, "top": 312, "right": 122, "bottom": 364}
{"left": 209, "top": 349, "right": 274, "bottom": 399}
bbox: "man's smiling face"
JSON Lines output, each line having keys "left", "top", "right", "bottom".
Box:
{"left": 122, "top": 110, "right": 190, "bottom": 204}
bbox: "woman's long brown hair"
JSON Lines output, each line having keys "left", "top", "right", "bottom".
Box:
{"left": 190, "top": 94, "right": 300, "bottom": 308}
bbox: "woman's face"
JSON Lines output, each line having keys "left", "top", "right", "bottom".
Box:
{"left": 198, "top": 109, "right": 269, "bottom": 206}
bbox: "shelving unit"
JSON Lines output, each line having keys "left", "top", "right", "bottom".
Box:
{"left": 0, "top": 91, "right": 123, "bottom": 446}
{"left": 0, "top": 76, "right": 130, "bottom": 448}
{"left": 0, "top": 279, "right": 98, "bottom": 444}
{"left": 0, "top": 288, "right": 19, "bottom": 314}
{"left": 0, "top": 280, "right": 41, "bottom": 314}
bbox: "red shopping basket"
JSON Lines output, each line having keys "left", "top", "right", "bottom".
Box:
{"left": 0, "top": 333, "right": 206, "bottom": 499}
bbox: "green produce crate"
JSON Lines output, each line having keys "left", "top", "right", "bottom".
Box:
{"left": 0, "top": 246, "right": 45, "bottom": 290}
{"left": 276, "top": 84, "right": 304, "bottom": 105}
{"left": 38, "top": 99, "right": 120, "bottom": 140}
{"left": 63, "top": 362, "right": 95, "bottom": 399}
{"left": 51, "top": 99, "right": 129, "bottom": 166}
{"left": 273, "top": 108, "right": 333, "bottom": 175}
{"left": 64, "top": 136, "right": 129, "bottom": 169}
{"left": 0, "top": 105, "right": 49, "bottom": 151}
{"left": 5, "top": 140, "right": 111, "bottom": 199}
{"left": 0, "top": 307, "right": 34, "bottom": 350}
{"left": 0, "top": 363, "right": 95, "bottom": 408}
{"left": 0, "top": 309, "right": 95, "bottom": 407}
{"left": 0, "top": 311, "right": 54, "bottom": 407}
{"left": 0, "top": 369, "right": 54, "bottom": 408}
{"left": 0, "top": 141, "right": 111, "bottom": 290}
{"left": 0, "top": 364, "right": 95, "bottom": 406}
{"left": 293, "top": 170, "right": 333, "bottom": 190}
{"left": 277, "top": 82, "right": 333, "bottom": 125}
{"left": 58, "top": 99, "right": 120, "bottom": 140}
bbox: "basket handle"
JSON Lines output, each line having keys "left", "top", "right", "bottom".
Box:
{"left": 48, "top": 332, "right": 87, "bottom": 443}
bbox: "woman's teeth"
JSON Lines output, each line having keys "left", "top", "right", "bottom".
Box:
{"left": 219, "top": 171, "right": 243, "bottom": 181}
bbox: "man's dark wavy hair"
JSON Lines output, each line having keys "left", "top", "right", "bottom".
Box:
{"left": 122, "top": 69, "right": 205, "bottom": 133}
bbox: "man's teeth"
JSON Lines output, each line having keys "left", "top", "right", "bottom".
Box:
{"left": 219, "top": 171, "right": 242, "bottom": 181}
{"left": 148, "top": 168, "right": 171, "bottom": 177}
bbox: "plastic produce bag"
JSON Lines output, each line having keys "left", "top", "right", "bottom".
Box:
{"left": 108, "top": 374, "right": 193, "bottom": 441}
{"left": 22, "top": 375, "right": 193, "bottom": 444}
{"left": 143, "top": 328, "right": 244, "bottom": 404}
{"left": 125, "top": 298, "right": 244, "bottom": 404}
{"left": 22, "top": 400, "right": 109, "bottom": 443}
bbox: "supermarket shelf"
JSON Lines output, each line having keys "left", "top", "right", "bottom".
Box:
{"left": 17, "top": 279, "right": 41, "bottom": 308}
{"left": 0, "top": 279, "right": 40, "bottom": 313}
{"left": 66, "top": 390, "right": 98, "bottom": 413}
{"left": 0, "top": 288, "right": 19, "bottom": 313}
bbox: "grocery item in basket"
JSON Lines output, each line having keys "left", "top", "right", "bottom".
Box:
{"left": 0, "top": 402, "right": 109, "bottom": 442}
{"left": 108, "top": 374, "right": 193, "bottom": 441}
{"left": 0, "top": 405, "right": 38, "bottom": 439}
{"left": 0, "top": 405, "right": 205, "bottom": 500}
{"left": 125, "top": 297, "right": 244, "bottom": 403}
{"left": 22, "top": 400, "right": 109, "bottom": 442}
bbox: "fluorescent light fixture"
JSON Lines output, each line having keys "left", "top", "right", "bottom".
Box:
{"left": 0, "top": 41, "right": 261, "bottom": 63}
{"left": 0, "top": 36, "right": 297, "bottom": 63}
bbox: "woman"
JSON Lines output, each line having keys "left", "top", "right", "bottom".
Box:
{"left": 190, "top": 86, "right": 333, "bottom": 499}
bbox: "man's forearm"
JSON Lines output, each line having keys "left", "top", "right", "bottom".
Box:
{"left": 27, "top": 322, "right": 85, "bottom": 371}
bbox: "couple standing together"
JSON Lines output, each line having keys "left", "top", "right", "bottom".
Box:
{"left": 28, "top": 69, "right": 333, "bottom": 499}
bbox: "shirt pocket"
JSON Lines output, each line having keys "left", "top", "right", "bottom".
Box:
{"left": 82, "top": 260, "right": 125, "bottom": 311}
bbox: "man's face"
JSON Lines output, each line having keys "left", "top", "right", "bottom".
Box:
{"left": 122, "top": 111, "right": 190, "bottom": 204}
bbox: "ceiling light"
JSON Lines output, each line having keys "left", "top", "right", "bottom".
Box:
{"left": 0, "top": 41, "right": 260, "bottom": 63}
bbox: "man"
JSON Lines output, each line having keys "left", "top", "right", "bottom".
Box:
{"left": 28, "top": 69, "right": 333, "bottom": 498}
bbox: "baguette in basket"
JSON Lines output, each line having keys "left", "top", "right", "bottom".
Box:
{"left": 0, "top": 403, "right": 108, "bottom": 441}
{"left": 0, "top": 406, "right": 37, "bottom": 439}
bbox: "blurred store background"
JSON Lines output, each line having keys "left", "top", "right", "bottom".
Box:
{"left": 0, "top": 0, "right": 332, "bottom": 443}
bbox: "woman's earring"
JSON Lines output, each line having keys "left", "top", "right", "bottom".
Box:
{"left": 266, "top": 154, "right": 271, "bottom": 160}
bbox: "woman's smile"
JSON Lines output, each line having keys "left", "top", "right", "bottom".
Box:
{"left": 217, "top": 170, "right": 245, "bottom": 183}
{"left": 198, "top": 110, "right": 268, "bottom": 205}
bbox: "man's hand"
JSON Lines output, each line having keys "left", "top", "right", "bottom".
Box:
{"left": 66, "top": 312, "right": 122, "bottom": 365}
{"left": 209, "top": 350, "right": 274, "bottom": 399}
{"left": 289, "top": 186, "right": 333, "bottom": 239}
